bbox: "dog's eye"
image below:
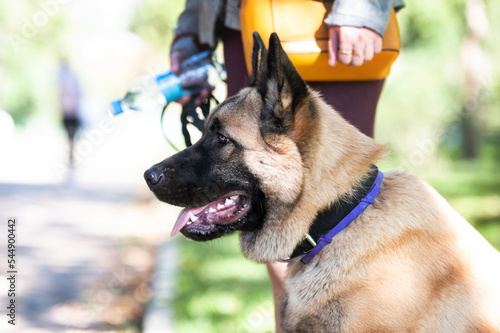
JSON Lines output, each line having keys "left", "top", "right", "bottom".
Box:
{"left": 217, "top": 133, "right": 229, "bottom": 144}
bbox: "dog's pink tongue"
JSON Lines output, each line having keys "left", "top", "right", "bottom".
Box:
{"left": 170, "top": 209, "right": 190, "bottom": 237}
{"left": 170, "top": 205, "right": 208, "bottom": 237}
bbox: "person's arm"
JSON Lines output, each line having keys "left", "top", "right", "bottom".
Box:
{"left": 325, "top": 0, "right": 405, "bottom": 67}
{"left": 170, "top": 0, "right": 211, "bottom": 105}
{"left": 171, "top": 0, "right": 204, "bottom": 73}
{"left": 266, "top": 261, "right": 288, "bottom": 333}
{"left": 325, "top": 0, "right": 404, "bottom": 38}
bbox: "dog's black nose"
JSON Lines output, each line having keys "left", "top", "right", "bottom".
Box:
{"left": 144, "top": 166, "right": 163, "bottom": 188}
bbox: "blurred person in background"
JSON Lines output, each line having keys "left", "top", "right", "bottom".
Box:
{"left": 58, "top": 57, "right": 82, "bottom": 168}
{"left": 169, "top": 0, "right": 404, "bottom": 331}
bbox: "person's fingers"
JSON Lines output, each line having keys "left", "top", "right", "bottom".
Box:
{"left": 170, "top": 49, "right": 216, "bottom": 106}
{"left": 374, "top": 35, "right": 382, "bottom": 54}
{"left": 348, "top": 28, "right": 366, "bottom": 67}
{"left": 194, "top": 96, "right": 202, "bottom": 106}
{"left": 175, "top": 86, "right": 214, "bottom": 106}
{"left": 337, "top": 35, "right": 353, "bottom": 65}
{"left": 176, "top": 95, "right": 191, "bottom": 106}
{"left": 350, "top": 49, "right": 365, "bottom": 66}
{"left": 336, "top": 26, "right": 361, "bottom": 66}
{"left": 363, "top": 28, "right": 383, "bottom": 55}
{"left": 328, "top": 27, "right": 339, "bottom": 67}
{"left": 364, "top": 39, "right": 374, "bottom": 62}
{"left": 199, "top": 89, "right": 210, "bottom": 101}
{"left": 193, "top": 88, "right": 211, "bottom": 107}
{"left": 170, "top": 51, "right": 183, "bottom": 74}
{"left": 335, "top": 27, "right": 384, "bottom": 66}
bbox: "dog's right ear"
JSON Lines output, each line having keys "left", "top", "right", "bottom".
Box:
{"left": 248, "top": 32, "right": 268, "bottom": 87}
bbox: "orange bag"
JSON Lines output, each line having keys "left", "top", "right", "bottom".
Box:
{"left": 240, "top": 0, "right": 400, "bottom": 81}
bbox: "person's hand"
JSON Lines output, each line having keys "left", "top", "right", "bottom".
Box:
{"left": 170, "top": 49, "right": 212, "bottom": 106}
{"left": 328, "top": 26, "right": 382, "bottom": 67}
{"left": 170, "top": 49, "right": 186, "bottom": 76}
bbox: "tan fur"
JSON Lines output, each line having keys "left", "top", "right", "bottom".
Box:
{"left": 226, "top": 90, "right": 500, "bottom": 330}
{"left": 181, "top": 36, "right": 500, "bottom": 333}
{"left": 237, "top": 88, "right": 386, "bottom": 262}
{"left": 206, "top": 34, "right": 500, "bottom": 331}
{"left": 281, "top": 171, "right": 500, "bottom": 332}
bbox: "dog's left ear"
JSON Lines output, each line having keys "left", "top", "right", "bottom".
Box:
{"left": 249, "top": 32, "right": 268, "bottom": 87}
{"left": 265, "top": 33, "right": 308, "bottom": 113}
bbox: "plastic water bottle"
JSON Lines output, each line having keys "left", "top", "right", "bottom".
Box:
{"left": 110, "top": 51, "right": 224, "bottom": 115}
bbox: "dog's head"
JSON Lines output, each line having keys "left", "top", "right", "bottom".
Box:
{"left": 144, "top": 33, "right": 384, "bottom": 261}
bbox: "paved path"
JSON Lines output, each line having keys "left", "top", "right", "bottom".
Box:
{"left": 0, "top": 112, "right": 180, "bottom": 332}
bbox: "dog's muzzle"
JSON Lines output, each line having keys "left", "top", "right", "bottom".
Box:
{"left": 144, "top": 166, "right": 164, "bottom": 189}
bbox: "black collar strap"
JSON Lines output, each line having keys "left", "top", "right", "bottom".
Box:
{"left": 288, "top": 165, "right": 380, "bottom": 260}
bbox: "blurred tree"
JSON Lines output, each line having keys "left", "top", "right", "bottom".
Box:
{"left": 389, "top": 0, "right": 498, "bottom": 162}
{"left": 459, "top": 0, "right": 489, "bottom": 159}
{"left": 0, "top": 0, "right": 68, "bottom": 125}
{"left": 129, "top": 0, "right": 186, "bottom": 56}
{"left": 399, "top": 0, "right": 466, "bottom": 49}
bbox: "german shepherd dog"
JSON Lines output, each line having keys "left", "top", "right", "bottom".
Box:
{"left": 145, "top": 33, "right": 500, "bottom": 332}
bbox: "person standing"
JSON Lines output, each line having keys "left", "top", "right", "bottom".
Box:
{"left": 58, "top": 57, "right": 82, "bottom": 167}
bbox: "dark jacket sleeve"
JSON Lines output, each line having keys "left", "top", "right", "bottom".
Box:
{"left": 324, "top": 0, "right": 405, "bottom": 37}
{"left": 171, "top": 0, "right": 203, "bottom": 56}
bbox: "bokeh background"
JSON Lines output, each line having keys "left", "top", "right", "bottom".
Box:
{"left": 0, "top": 0, "right": 499, "bottom": 332}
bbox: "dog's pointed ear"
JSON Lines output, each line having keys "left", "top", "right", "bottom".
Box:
{"left": 249, "top": 32, "right": 268, "bottom": 87}
{"left": 266, "top": 33, "right": 308, "bottom": 112}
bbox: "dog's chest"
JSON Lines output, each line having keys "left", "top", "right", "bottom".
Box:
{"left": 281, "top": 290, "right": 346, "bottom": 332}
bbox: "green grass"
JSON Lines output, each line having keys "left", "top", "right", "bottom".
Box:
{"left": 174, "top": 235, "right": 275, "bottom": 333}
{"left": 421, "top": 163, "right": 500, "bottom": 250}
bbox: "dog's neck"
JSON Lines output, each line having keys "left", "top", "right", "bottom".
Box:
{"left": 289, "top": 165, "right": 380, "bottom": 260}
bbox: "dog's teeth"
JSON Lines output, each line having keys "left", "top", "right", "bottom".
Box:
{"left": 225, "top": 198, "right": 234, "bottom": 206}
{"left": 189, "top": 213, "right": 198, "bottom": 222}
{"left": 186, "top": 221, "right": 192, "bottom": 225}
{"left": 229, "top": 195, "right": 239, "bottom": 200}
{"left": 208, "top": 207, "right": 217, "bottom": 213}
{"left": 217, "top": 203, "right": 225, "bottom": 210}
